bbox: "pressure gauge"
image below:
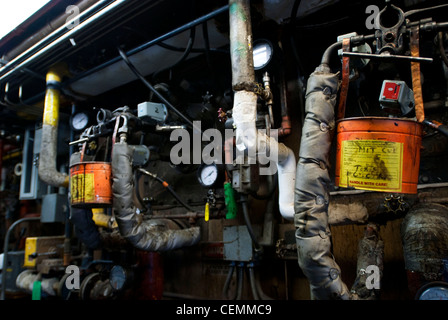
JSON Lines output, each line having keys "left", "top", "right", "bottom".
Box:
{"left": 253, "top": 39, "right": 273, "bottom": 70}
{"left": 197, "top": 163, "right": 223, "bottom": 188}
{"left": 109, "top": 265, "right": 128, "bottom": 291}
{"left": 415, "top": 281, "right": 448, "bottom": 300}
{"left": 70, "top": 112, "right": 90, "bottom": 131}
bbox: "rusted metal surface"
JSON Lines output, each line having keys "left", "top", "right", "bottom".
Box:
{"left": 410, "top": 26, "right": 425, "bottom": 123}
{"left": 337, "top": 37, "right": 351, "bottom": 120}
{"left": 401, "top": 202, "right": 448, "bottom": 295}
{"left": 350, "top": 224, "right": 384, "bottom": 300}
{"left": 229, "top": 0, "right": 255, "bottom": 91}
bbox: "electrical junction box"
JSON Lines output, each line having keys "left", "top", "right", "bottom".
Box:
{"left": 41, "top": 193, "right": 68, "bottom": 223}
{"left": 223, "top": 226, "right": 253, "bottom": 262}
{"left": 137, "top": 101, "right": 168, "bottom": 124}
{"left": 223, "top": 225, "right": 261, "bottom": 262}
{"left": 379, "top": 80, "right": 415, "bottom": 116}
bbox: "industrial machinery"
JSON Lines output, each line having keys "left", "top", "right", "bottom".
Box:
{"left": 0, "top": 0, "right": 448, "bottom": 301}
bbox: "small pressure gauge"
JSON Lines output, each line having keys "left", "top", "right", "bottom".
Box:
{"left": 70, "top": 112, "right": 90, "bottom": 131}
{"left": 253, "top": 39, "right": 274, "bottom": 70}
{"left": 109, "top": 265, "right": 128, "bottom": 291}
{"left": 197, "top": 163, "right": 223, "bottom": 188}
{"left": 415, "top": 281, "right": 448, "bottom": 300}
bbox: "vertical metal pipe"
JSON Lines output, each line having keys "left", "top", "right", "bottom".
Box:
{"left": 229, "top": 0, "right": 296, "bottom": 220}
{"left": 410, "top": 26, "right": 425, "bottom": 123}
{"left": 38, "top": 66, "right": 69, "bottom": 188}
{"left": 229, "top": 0, "right": 255, "bottom": 89}
{"left": 294, "top": 64, "right": 350, "bottom": 299}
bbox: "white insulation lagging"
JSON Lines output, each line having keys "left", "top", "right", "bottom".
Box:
{"left": 257, "top": 130, "right": 296, "bottom": 220}
{"left": 294, "top": 65, "right": 350, "bottom": 300}
{"left": 232, "top": 90, "right": 296, "bottom": 220}
{"left": 16, "top": 270, "right": 58, "bottom": 296}
{"left": 229, "top": 0, "right": 295, "bottom": 220}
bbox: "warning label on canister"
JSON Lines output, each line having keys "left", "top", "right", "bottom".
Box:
{"left": 70, "top": 173, "right": 95, "bottom": 203}
{"left": 339, "top": 140, "right": 403, "bottom": 192}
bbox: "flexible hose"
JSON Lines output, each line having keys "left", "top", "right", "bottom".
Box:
{"left": 254, "top": 269, "right": 274, "bottom": 300}
{"left": 222, "top": 262, "right": 236, "bottom": 300}
{"left": 137, "top": 168, "right": 195, "bottom": 212}
{"left": 153, "top": 27, "right": 196, "bottom": 80}
{"left": 240, "top": 195, "right": 263, "bottom": 253}
{"left": 248, "top": 265, "right": 260, "bottom": 300}
{"left": 321, "top": 41, "right": 343, "bottom": 66}
{"left": 117, "top": 47, "right": 195, "bottom": 128}
{"left": 236, "top": 263, "right": 244, "bottom": 300}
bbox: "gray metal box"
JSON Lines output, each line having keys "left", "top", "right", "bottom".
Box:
{"left": 223, "top": 225, "right": 254, "bottom": 262}
{"left": 41, "top": 193, "right": 68, "bottom": 223}
{"left": 19, "top": 127, "right": 47, "bottom": 200}
{"left": 137, "top": 101, "right": 168, "bottom": 123}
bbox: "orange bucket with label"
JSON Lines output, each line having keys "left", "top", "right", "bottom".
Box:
{"left": 70, "top": 161, "right": 113, "bottom": 208}
{"left": 335, "top": 117, "right": 422, "bottom": 194}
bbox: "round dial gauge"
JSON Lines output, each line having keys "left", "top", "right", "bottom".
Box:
{"left": 198, "top": 164, "right": 220, "bottom": 187}
{"left": 416, "top": 281, "right": 448, "bottom": 300}
{"left": 71, "top": 112, "right": 89, "bottom": 131}
{"left": 110, "top": 265, "right": 127, "bottom": 291}
{"left": 253, "top": 39, "right": 273, "bottom": 70}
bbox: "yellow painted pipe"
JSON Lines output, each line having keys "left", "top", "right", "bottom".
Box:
{"left": 92, "top": 208, "right": 118, "bottom": 228}
{"left": 38, "top": 65, "right": 69, "bottom": 188}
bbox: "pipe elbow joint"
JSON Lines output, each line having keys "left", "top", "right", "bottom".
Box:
{"left": 38, "top": 64, "right": 71, "bottom": 188}
{"left": 295, "top": 229, "right": 350, "bottom": 299}
{"left": 46, "top": 63, "right": 69, "bottom": 85}
{"left": 38, "top": 168, "right": 69, "bottom": 189}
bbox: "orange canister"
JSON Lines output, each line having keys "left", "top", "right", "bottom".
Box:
{"left": 335, "top": 117, "right": 422, "bottom": 194}
{"left": 70, "top": 161, "right": 113, "bottom": 207}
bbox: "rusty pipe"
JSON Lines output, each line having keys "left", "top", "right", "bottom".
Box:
{"left": 229, "top": 0, "right": 296, "bottom": 220}
{"left": 410, "top": 26, "right": 425, "bottom": 123}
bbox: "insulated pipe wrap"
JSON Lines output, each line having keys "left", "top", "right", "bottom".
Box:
{"left": 39, "top": 125, "right": 68, "bottom": 188}
{"left": 233, "top": 90, "right": 258, "bottom": 153}
{"left": 112, "top": 142, "right": 200, "bottom": 251}
{"left": 294, "top": 67, "right": 349, "bottom": 300}
{"left": 401, "top": 203, "right": 448, "bottom": 276}
{"left": 296, "top": 70, "right": 338, "bottom": 166}
{"left": 38, "top": 68, "right": 69, "bottom": 188}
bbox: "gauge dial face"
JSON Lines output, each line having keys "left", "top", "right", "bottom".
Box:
{"left": 253, "top": 40, "right": 273, "bottom": 70}
{"left": 71, "top": 112, "right": 89, "bottom": 131}
{"left": 110, "top": 265, "right": 126, "bottom": 291}
{"left": 418, "top": 284, "right": 448, "bottom": 300}
{"left": 199, "top": 164, "right": 219, "bottom": 187}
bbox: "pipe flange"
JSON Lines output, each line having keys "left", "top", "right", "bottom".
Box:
{"left": 329, "top": 268, "right": 340, "bottom": 280}
{"left": 320, "top": 122, "right": 330, "bottom": 132}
